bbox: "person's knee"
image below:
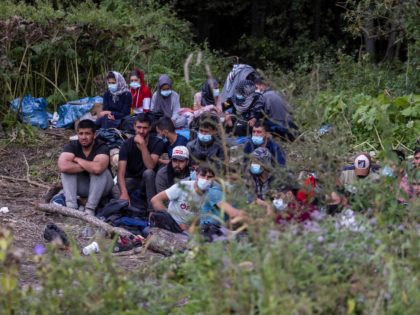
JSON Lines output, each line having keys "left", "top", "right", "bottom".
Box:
{"left": 143, "top": 169, "right": 156, "bottom": 179}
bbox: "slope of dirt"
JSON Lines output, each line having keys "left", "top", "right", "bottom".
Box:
{"left": 0, "top": 129, "right": 163, "bottom": 288}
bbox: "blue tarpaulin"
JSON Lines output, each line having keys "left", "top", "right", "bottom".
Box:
{"left": 56, "top": 96, "right": 102, "bottom": 128}
{"left": 10, "top": 95, "right": 50, "bottom": 129}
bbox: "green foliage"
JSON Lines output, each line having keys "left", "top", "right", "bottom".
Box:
{"left": 302, "top": 92, "right": 420, "bottom": 151}
{"left": 0, "top": 0, "right": 227, "bottom": 110}
{"left": 0, "top": 110, "right": 40, "bottom": 146}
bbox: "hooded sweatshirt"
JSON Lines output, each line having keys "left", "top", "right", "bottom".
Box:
{"left": 151, "top": 75, "right": 181, "bottom": 120}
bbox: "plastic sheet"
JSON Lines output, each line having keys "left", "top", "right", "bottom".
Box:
{"left": 10, "top": 95, "right": 50, "bottom": 129}
{"left": 56, "top": 96, "right": 102, "bottom": 128}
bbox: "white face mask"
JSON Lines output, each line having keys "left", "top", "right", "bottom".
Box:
{"left": 273, "top": 198, "right": 287, "bottom": 211}
{"left": 197, "top": 178, "right": 211, "bottom": 191}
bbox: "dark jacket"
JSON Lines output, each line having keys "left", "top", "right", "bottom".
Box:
{"left": 103, "top": 91, "right": 132, "bottom": 119}
{"left": 244, "top": 138, "right": 286, "bottom": 166}
{"left": 186, "top": 138, "right": 225, "bottom": 165}
{"left": 155, "top": 163, "right": 191, "bottom": 193}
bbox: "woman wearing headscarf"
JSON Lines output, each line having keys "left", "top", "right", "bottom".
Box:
{"left": 223, "top": 79, "right": 265, "bottom": 137}
{"left": 151, "top": 74, "right": 186, "bottom": 128}
{"left": 129, "top": 68, "right": 152, "bottom": 114}
{"left": 97, "top": 71, "right": 132, "bottom": 129}
{"left": 193, "top": 77, "right": 222, "bottom": 117}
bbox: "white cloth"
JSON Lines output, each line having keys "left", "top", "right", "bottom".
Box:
{"left": 164, "top": 180, "right": 204, "bottom": 225}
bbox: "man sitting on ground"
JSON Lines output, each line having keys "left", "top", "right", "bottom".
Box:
{"left": 155, "top": 116, "right": 188, "bottom": 165}
{"left": 187, "top": 112, "right": 224, "bottom": 166}
{"left": 338, "top": 153, "right": 380, "bottom": 194}
{"left": 56, "top": 119, "right": 113, "bottom": 216}
{"left": 150, "top": 164, "right": 216, "bottom": 231}
{"left": 247, "top": 147, "right": 275, "bottom": 201}
{"left": 155, "top": 146, "right": 191, "bottom": 193}
{"left": 116, "top": 113, "right": 164, "bottom": 209}
{"left": 255, "top": 76, "right": 297, "bottom": 140}
{"left": 243, "top": 120, "right": 286, "bottom": 166}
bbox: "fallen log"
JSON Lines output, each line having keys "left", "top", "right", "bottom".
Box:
{"left": 37, "top": 203, "right": 133, "bottom": 238}
{"left": 37, "top": 203, "right": 190, "bottom": 255}
{"left": 145, "top": 227, "right": 190, "bottom": 256}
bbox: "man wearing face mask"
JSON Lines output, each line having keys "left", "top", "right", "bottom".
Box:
{"left": 248, "top": 147, "right": 274, "bottom": 200}
{"left": 187, "top": 113, "right": 224, "bottom": 167}
{"left": 155, "top": 117, "right": 188, "bottom": 165}
{"left": 244, "top": 120, "right": 286, "bottom": 166}
{"left": 97, "top": 71, "right": 132, "bottom": 129}
{"left": 151, "top": 74, "right": 187, "bottom": 128}
{"left": 151, "top": 165, "right": 215, "bottom": 230}
{"left": 155, "top": 146, "right": 192, "bottom": 193}
{"left": 255, "top": 77, "right": 298, "bottom": 141}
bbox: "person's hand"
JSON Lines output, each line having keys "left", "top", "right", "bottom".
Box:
{"left": 225, "top": 115, "right": 233, "bottom": 127}
{"left": 107, "top": 113, "right": 115, "bottom": 120}
{"left": 99, "top": 110, "right": 111, "bottom": 118}
{"left": 134, "top": 134, "right": 146, "bottom": 146}
{"left": 248, "top": 118, "right": 257, "bottom": 127}
{"left": 255, "top": 198, "right": 268, "bottom": 207}
{"left": 120, "top": 192, "right": 130, "bottom": 203}
{"left": 73, "top": 157, "right": 80, "bottom": 164}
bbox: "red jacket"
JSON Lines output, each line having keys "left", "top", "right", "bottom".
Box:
{"left": 130, "top": 69, "right": 152, "bottom": 112}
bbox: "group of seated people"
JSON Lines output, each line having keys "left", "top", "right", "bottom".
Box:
{"left": 95, "top": 66, "right": 297, "bottom": 139}
{"left": 53, "top": 67, "right": 420, "bottom": 246}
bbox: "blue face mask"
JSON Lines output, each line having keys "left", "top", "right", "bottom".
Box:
{"left": 236, "top": 94, "right": 245, "bottom": 102}
{"left": 381, "top": 165, "right": 395, "bottom": 177}
{"left": 212, "top": 89, "right": 220, "bottom": 97}
{"left": 160, "top": 90, "right": 172, "bottom": 97}
{"left": 273, "top": 198, "right": 287, "bottom": 211}
{"left": 251, "top": 136, "right": 264, "bottom": 146}
{"left": 130, "top": 82, "right": 141, "bottom": 89}
{"left": 108, "top": 83, "right": 118, "bottom": 93}
{"left": 157, "top": 134, "right": 168, "bottom": 143}
{"left": 198, "top": 132, "right": 212, "bottom": 143}
{"left": 250, "top": 163, "right": 263, "bottom": 175}
{"left": 197, "top": 178, "right": 212, "bottom": 191}
{"left": 190, "top": 170, "right": 197, "bottom": 180}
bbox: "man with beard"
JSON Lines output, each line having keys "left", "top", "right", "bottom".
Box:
{"left": 57, "top": 119, "right": 113, "bottom": 216}
{"left": 155, "top": 146, "right": 191, "bottom": 193}
{"left": 116, "top": 113, "right": 165, "bottom": 209}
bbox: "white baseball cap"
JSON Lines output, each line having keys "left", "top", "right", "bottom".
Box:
{"left": 354, "top": 154, "right": 370, "bottom": 176}
{"left": 172, "top": 146, "right": 189, "bottom": 160}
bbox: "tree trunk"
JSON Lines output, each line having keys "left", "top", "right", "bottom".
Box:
{"left": 313, "top": 0, "right": 322, "bottom": 40}
{"left": 145, "top": 228, "right": 190, "bottom": 256}
{"left": 362, "top": 10, "right": 376, "bottom": 61}
{"left": 37, "top": 204, "right": 190, "bottom": 255}
{"left": 251, "top": 0, "right": 267, "bottom": 37}
{"left": 37, "top": 203, "right": 134, "bottom": 237}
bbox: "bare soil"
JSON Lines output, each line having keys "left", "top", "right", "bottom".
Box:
{"left": 0, "top": 129, "right": 163, "bottom": 288}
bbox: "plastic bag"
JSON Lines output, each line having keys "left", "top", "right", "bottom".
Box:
{"left": 10, "top": 95, "right": 50, "bottom": 129}
{"left": 56, "top": 96, "right": 102, "bottom": 128}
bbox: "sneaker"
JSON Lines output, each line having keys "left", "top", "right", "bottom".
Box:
{"left": 51, "top": 193, "right": 66, "bottom": 207}
{"left": 113, "top": 236, "right": 133, "bottom": 253}
{"left": 113, "top": 235, "right": 143, "bottom": 253}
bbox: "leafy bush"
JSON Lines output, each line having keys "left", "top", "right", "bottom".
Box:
{"left": 0, "top": 0, "right": 227, "bottom": 111}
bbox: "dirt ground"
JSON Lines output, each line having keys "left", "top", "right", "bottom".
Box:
{"left": 0, "top": 129, "right": 163, "bottom": 288}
